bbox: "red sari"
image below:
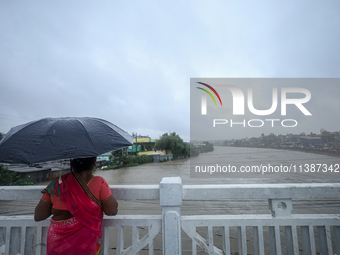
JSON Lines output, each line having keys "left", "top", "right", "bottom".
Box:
{"left": 46, "top": 172, "right": 103, "bottom": 255}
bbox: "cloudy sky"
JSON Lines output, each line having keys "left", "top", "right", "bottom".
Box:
{"left": 1, "top": 0, "right": 339, "bottom": 142}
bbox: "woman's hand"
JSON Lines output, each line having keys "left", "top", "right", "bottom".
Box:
{"left": 102, "top": 195, "right": 118, "bottom": 216}
{"left": 34, "top": 199, "right": 52, "bottom": 221}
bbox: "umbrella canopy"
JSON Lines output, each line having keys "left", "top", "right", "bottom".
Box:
{"left": 0, "top": 117, "right": 133, "bottom": 164}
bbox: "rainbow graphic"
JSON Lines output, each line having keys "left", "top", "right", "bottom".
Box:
{"left": 196, "top": 82, "right": 223, "bottom": 106}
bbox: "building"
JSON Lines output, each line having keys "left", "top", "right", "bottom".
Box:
{"left": 5, "top": 161, "right": 71, "bottom": 183}
{"left": 299, "top": 136, "right": 323, "bottom": 146}
{"left": 97, "top": 152, "right": 112, "bottom": 163}
{"left": 128, "top": 136, "right": 160, "bottom": 155}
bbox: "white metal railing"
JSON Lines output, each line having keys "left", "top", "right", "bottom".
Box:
{"left": 0, "top": 178, "right": 340, "bottom": 254}
{"left": 0, "top": 215, "right": 162, "bottom": 255}
{"left": 180, "top": 181, "right": 340, "bottom": 255}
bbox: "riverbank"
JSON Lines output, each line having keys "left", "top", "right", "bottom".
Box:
{"left": 282, "top": 146, "right": 340, "bottom": 157}
{"left": 228, "top": 145, "right": 340, "bottom": 158}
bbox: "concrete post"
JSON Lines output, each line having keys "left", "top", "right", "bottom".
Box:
{"left": 268, "top": 198, "right": 292, "bottom": 217}
{"left": 160, "top": 177, "right": 182, "bottom": 255}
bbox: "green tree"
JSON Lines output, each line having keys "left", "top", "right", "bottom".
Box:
{"left": 200, "top": 141, "right": 214, "bottom": 153}
{"left": 110, "top": 148, "right": 128, "bottom": 168}
{"left": 321, "top": 132, "right": 335, "bottom": 143}
{"left": 155, "top": 132, "right": 189, "bottom": 159}
{"left": 0, "top": 132, "right": 3, "bottom": 141}
{"left": 0, "top": 164, "right": 33, "bottom": 186}
{"left": 262, "top": 133, "right": 279, "bottom": 147}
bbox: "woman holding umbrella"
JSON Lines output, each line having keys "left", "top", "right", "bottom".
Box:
{"left": 34, "top": 156, "right": 118, "bottom": 255}
{"left": 0, "top": 117, "right": 134, "bottom": 254}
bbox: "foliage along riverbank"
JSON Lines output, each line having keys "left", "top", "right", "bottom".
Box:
{"left": 104, "top": 132, "right": 190, "bottom": 170}
{"left": 190, "top": 141, "right": 214, "bottom": 157}
{"left": 154, "top": 132, "right": 190, "bottom": 159}
{"left": 104, "top": 154, "right": 155, "bottom": 170}
{"left": 0, "top": 164, "right": 33, "bottom": 186}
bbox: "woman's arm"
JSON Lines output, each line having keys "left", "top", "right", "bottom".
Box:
{"left": 101, "top": 195, "right": 118, "bottom": 216}
{"left": 34, "top": 199, "right": 52, "bottom": 221}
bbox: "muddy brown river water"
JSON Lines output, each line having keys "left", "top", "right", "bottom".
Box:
{"left": 1, "top": 146, "right": 339, "bottom": 216}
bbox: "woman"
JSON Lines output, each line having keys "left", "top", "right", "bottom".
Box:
{"left": 34, "top": 157, "right": 118, "bottom": 255}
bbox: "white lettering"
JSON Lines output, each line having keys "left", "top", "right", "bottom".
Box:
{"left": 213, "top": 119, "right": 228, "bottom": 127}
{"left": 281, "top": 119, "right": 298, "bottom": 127}
{"left": 248, "top": 119, "right": 264, "bottom": 127}
{"left": 201, "top": 85, "right": 312, "bottom": 116}
{"left": 213, "top": 119, "right": 298, "bottom": 128}
{"left": 215, "top": 84, "right": 245, "bottom": 115}
{"left": 248, "top": 88, "right": 278, "bottom": 115}
{"left": 230, "top": 119, "right": 246, "bottom": 127}
{"left": 281, "top": 88, "right": 312, "bottom": 115}
{"left": 265, "top": 119, "right": 280, "bottom": 127}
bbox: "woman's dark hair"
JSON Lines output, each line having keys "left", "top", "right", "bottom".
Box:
{"left": 71, "top": 157, "right": 97, "bottom": 172}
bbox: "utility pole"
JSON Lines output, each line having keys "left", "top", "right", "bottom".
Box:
{"left": 135, "top": 133, "right": 138, "bottom": 156}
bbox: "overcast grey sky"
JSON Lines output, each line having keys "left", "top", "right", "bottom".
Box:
{"left": 1, "top": 0, "right": 339, "bottom": 142}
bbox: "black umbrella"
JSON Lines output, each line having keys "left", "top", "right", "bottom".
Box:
{"left": 0, "top": 117, "right": 133, "bottom": 164}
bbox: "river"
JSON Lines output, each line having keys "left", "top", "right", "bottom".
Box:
{"left": 97, "top": 146, "right": 340, "bottom": 184}
{"left": 1, "top": 147, "right": 339, "bottom": 216}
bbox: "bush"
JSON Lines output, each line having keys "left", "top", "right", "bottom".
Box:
{"left": 0, "top": 164, "right": 33, "bottom": 186}
{"left": 122, "top": 163, "right": 139, "bottom": 168}
{"left": 126, "top": 155, "right": 153, "bottom": 165}
{"left": 107, "top": 154, "right": 153, "bottom": 169}
{"left": 110, "top": 148, "right": 128, "bottom": 168}
{"left": 200, "top": 141, "right": 214, "bottom": 153}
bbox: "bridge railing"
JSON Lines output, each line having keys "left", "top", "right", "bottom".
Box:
{"left": 179, "top": 180, "right": 340, "bottom": 255}
{"left": 0, "top": 177, "right": 340, "bottom": 254}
